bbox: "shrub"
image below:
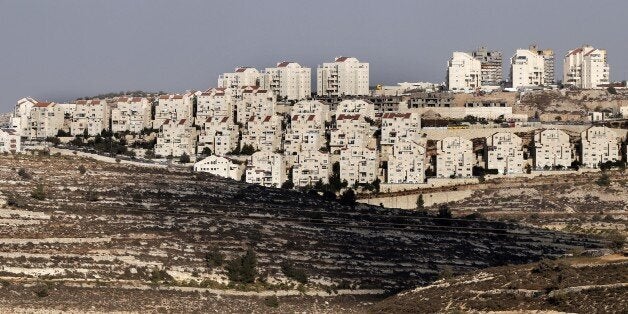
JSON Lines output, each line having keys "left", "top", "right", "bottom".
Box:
{"left": 226, "top": 249, "right": 257, "bottom": 283}
{"left": 280, "top": 261, "right": 308, "bottom": 284}
{"left": 31, "top": 184, "right": 46, "bottom": 200}
{"left": 205, "top": 248, "right": 225, "bottom": 268}
{"left": 17, "top": 168, "right": 31, "bottom": 180}
{"left": 339, "top": 189, "right": 356, "bottom": 207}
{"left": 596, "top": 173, "right": 610, "bottom": 186}
{"left": 416, "top": 194, "right": 425, "bottom": 210}
{"left": 281, "top": 180, "right": 294, "bottom": 189}
{"left": 263, "top": 295, "right": 279, "bottom": 308}
{"left": 437, "top": 204, "right": 452, "bottom": 218}
{"left": 85, "top": 188, "right": 99, "bottom": 202}
{"left": 78, "top": 165, "right": 87, "bottom": 175}
{"left": 34, "top": 284, "right": 49, "bottom": 297}
{"left": 179, "top": 153, "right": 191, "bottom": 163}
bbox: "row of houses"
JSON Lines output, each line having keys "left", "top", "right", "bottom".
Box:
{"left": 194, "top": 126, "right": 624, "bottom": 189}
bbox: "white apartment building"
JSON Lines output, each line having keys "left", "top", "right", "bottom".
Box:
{"left": 533, "top": 129, "right": 572, "bottom": 169}
{"left": 436, "top": 137, "right": 474, "bottom": 178}
{"left": 0, "top": 129, "right": 21, "bottom": 153}
{"left": 245, "top": 151, "right": 286, "bottom": 188}
{"left": 335, "top": 99, "right": 375, "bottom": 119}
{"left": 620, "top": 106, "right": 628, "bottom": 118}
{"left": 111, "top": 97, "right": 151, "bottom": 134}
{"left": 292, "top": 100, "right": 331, "bottom": 122}
{"left": 330, "top": 114, "right": 373, "bottom": 152}
{"left": 510, "top": 49, "right": 545, "bottom": 89}
{"left": 447, "top": 52, "right": 482, "bottom": 92}
{"left": 194, "top": 156, "right": 244, "bottom": 181}
{"left": 241, "top": 115, "right": 282, "bottom": 152}
{"left": 10, "top": 97, "right": 38, "bottom": 137}
{"left": 485, "top": 132, "right": 524, "bottom": 174}
{"left": 154, "top": 119, "right": 198, "bottom": 158}
{"left": 218, "top": 67, "right": 264, "bottom": 90}
{"left": 235, "top": 87, "right": 276, "bottom": 124}
{"left": 262, "top": 62, "right": 311, "bottom": 101}
{"left": 154, "top": 93, "right": 195, "bottom": 128}
{"left": 580, "top": 126, "right": 619, "bottom": 168}
{"left": 292, "top": 150, "right": 330, "bottom": 187}
{"left": 563, "top": 45, "right": 610, "bottom": 89}
{"left": 339, "top": 145, "right": 378, "bottom": 186}
{"left": 387, "top": 139, "right": 425, "bottom": 184}
{"left": 71, "top": 99, "right": 111, "bottom": 136}
{"left": 380, "top": 112, "right": 421, "bottom": 146}
{"left": 317, "top": 57, "right": 369, "bottom": 97}
{"left": 28, "top": 102, "right": 64, "bottom": 139}
{"left": 284, "top": 113, "right": 326, "bottom": 164}
{"left": 196, "top": 88, "right": 234, "bottom": 122}
{"left": 197, "top": 116, "right": 240, "bottom": 157}
{"left": 529, "top": 45, "right": 555, "bottom": 85}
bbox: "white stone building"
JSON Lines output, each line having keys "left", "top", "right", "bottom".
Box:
{"left": 292, "top": 100, "right": 331, "bottom": 122}
{"left": 262, "top": 62, "right": 311, "bottom": 101}
{"left": 245, "top": 151, "right": 286, "bottom": 188}
{"left": 218, "top": 67, "right": 264, "bottom": 90}
{"left": 380, "top": 112, "right": 421, "bottom": 146}
{"left": 0, "top": 128, "right": 21, "bottom": 153}
{"left": 563, "top": 45, "right": 610, "bottom": 89}
{"left": 196, "top": 88, "right": 234, "bottom": 122}
{"left": 339, "top": 145, "right": 379, "bottom": 186}
{"left": 335, "top": 99, "right": 375, "bottom": 119}
{"left": 580, "top": 126, "right": 619, "bottom": 168}
{"left": 197, "top": 116, "right": 240, "bottom": 157}
{"left": 235, "top": 87, "right": 276, "bottom": 124}
{"left": 241, "top": 115, "right": 282, "bottom": 152}
{"left": 447, "top": 52, "right": 482, "bottom": 92}
{"left": 387, "top": 139, "right": 425, "bottom": 184}
{"left": 71, "top": 99, "right": 111, "bottom": 136}
{"left": 330, "top": 114, "right": 373, "bottom": 152}
{"left": 111, "top": 97, "right": 151, "bottom": 134}
{"left": 154, "top": 119, "right": 197, "bottom": 158}
{"left": 28, "top": 102, "right": 64, "bottom": 139}
{"left": 533, "top": 129, "right": 572, "bottom": 169}
{"left": 292, "top": 150, "right": 330, "bottom": 187}
{"left": 10, "top": 97, "right": 38, "bottom": 137}
{"left": 436, "top": 137, "right": 474, "bottom": 178}
{"left": 317, "top": 57, "right": 369, "bottom": 97}
{"left": 154, "top": 93, "right": 195, "bottom": 128}
{"left": 485, "top": 132, "right": 524, "bottom": 174}
{"left": 284, "top": 113, "right": 326, "bottom": 164}
{"left": 510, "top": 49, "right": 545, "bottom": 89}
{"left": 194, "top": 156, "right": 244, "bottom": 181}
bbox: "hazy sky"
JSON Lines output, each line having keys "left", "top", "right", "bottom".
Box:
{"left": 1, "top": 0, "right": 626, "bottom": 111}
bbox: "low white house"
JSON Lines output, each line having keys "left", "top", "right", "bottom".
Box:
{"left": 486, "top": 132, "right": 524, "bottom": 174}
{"left": 194, "top": 156, "right": 244, "bottom": 181}
{"left": 436, "top": 137, "right": 474, "bottom": 178}
{"left": 534, "top": 129, "right": 572, "bottom": 169}
{"left": 245, "top": 151, "right": 286, "bottom": 188}
{"left": 0, "top": 129, "right": 21, "bottom": 153}
{"left": 387, "top": 138, "right": 425, "bottom": 183}
{"left": 580, "top": 126, "right": 619, "bottom": 168}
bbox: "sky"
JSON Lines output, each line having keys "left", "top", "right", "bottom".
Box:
{"left": 0, "top": 0, "right": 626, "bottom": 111}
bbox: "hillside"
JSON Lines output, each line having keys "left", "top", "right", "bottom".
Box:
{"left": 0, "top": 152, "right": 605, "bottom": 312}
{"left": 371, "top": 254, "right": 628, "bottom": 313}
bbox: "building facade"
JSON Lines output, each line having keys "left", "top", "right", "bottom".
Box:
{"left": 154, "top": 119, "right": 198, "bottom": 158}
{"left": 447, "top": 52, "right": 482, "bottom": 92}
{"left": 436, "top": 137, "right": 474, "bottom": 178}
{"left": 245, "top": 151, "right": 286, "bottom": 188}
{"left": 194, "top": 156, "right": 244, "bottom": 181}
{"left": 563, "top": 45, "right": 610, "bottom": 89}
{"left": 339, "top": 145, "right": 379, "bottom": 186}
{"left": 485, "top": 132, "right": 524, "bottom": 174}
{"left": 263, "top": 62, "right": 311, "bottom": 101}
{"left": 471, "top": 47, "right": 503, "bottom": 87}
{"left": 580, "top": 126, "right": 619, "bottom": 168}
{"left": 533, "top": 129, "right": 572, "bottom": 169}
{"left": 317, "top": 57, "right": 369, "bottom": 97}
{"left": 387, "top": 139, "right": 425, "bottom": 183}
{"left": 292, "top": 150, "right": 330, "bottom": 187}
{"left": 510, "top": 49, "right": 545, "bottom": 88}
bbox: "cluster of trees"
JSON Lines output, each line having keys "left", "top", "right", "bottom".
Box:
{"left": 228, "top": 144, "right": 257, "bottom": 156}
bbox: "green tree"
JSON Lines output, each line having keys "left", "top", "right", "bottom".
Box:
{"left": 281, "top": 180, "right": 294, "bottom": 189}
{"left": 205, "top": 248, "right": 225, "bottom": 268}
{"left": 339, "top": 188, "right": 356, "bottom": 207}
{"left": 179, "top": 153, "right": 191, "bottom": 163}
{"left": 437, "top": 204, "right": 452, "bottom": 218}
{"left": 201, "top": 147, "right": 212, "bottom": 156}
{"left": 226, "top": 249, "right": 258, "bottom": 283}
{"left": 416, "top": 194, "right": 425, "bottom": 210}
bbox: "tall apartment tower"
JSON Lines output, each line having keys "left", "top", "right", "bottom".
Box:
{"left": 529, "top": 45, "right": 555, "bottom": 85}
{"left": 317, "top": 57, "right": 369, "bottom": 97}
{"left": 510, "top": 49, "right": 545, "bottom": 89}
{"left": 563, "top": 45, "right": 610, "bottom": 89}
{"left": 471, "top": 47, "right": 503, "bottom": 87}
{"left": 447, "top": 52, "right": 482, "bottom": 92}
{"left": 262, "top": 62, "right": 311, "bottom": 101}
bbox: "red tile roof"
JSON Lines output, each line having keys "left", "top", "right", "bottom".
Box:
{"left": 335, "top": 56, "right": 350, "bottom": 62}
{"left": 34, "top": 102, "right": 53, "bottom": 108}
{"left": 277, "top": 61, "right": 292, "bottom": 67}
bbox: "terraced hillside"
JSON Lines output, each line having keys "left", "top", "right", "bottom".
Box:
{"left": 371, "top": 254, "right": 628, "bottom": 313}
{"left": 0, "top": 153, "right": 604, "bottom": 312}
